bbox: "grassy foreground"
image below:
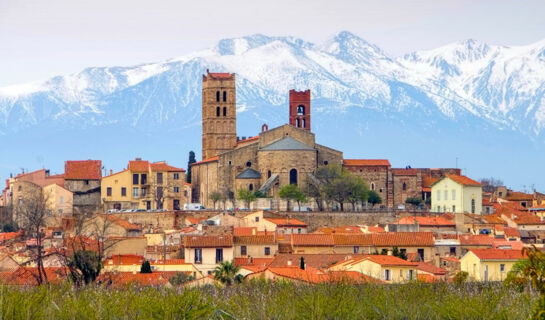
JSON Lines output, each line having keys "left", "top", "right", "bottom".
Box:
{"left": 0, "top": 281, "right": 537, "bottom": 319}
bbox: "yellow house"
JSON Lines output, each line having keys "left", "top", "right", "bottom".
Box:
{"left": 101, "top": 159, "right": 187, "bottom": 211}
{"left": 460, "top": 249, "right": 524, "bottom": 281}
{"left": 43, "top": 183, "right": 73, "bottom": 220}
{"left": 183, "top": 235, "right": 234, "bottom": 274}
{"left": 233, "top": 234, "right": 278, "bottom": 258}
{"left": 431, "top": 174, "right": 482, "bottom": 214}
{"left": 328, "top": 255, "right": 418, "bottom": 283}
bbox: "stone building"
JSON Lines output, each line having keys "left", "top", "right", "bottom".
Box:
{"left": 191, "top": 71, "right": 342, "bottom": 208}
{"left": 64, "top": 160, "right": 102, "bottom": 213}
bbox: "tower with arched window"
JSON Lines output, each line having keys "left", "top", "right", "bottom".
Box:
{"left": 289, "top": 89, "right": 311, "bottom": 131}
{"left": 201, "top": 70, "right": 237, "bottom": 160}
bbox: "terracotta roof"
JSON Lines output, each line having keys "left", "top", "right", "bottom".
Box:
{"left": 184, "top": 235, "right": 233, "bottom": 248}
{"left": 186, "top": 217, "right": 207, "bottom": 225}
{"left": 371, "top": 232, "right": 435, "bottom": 247}
{"left": 508, "top": 211, "right": 545, "bottom": 225}
{"left": 0, "top": 267, "right": 68, "bottom": 285}
{"left": 234, "top": 257, "right": 274, "bottom": 267}
{"left": 469, "top": 249, "right": 525, "bottom": 261}
{"left": 234, "top": 235, "right": 276, "bottom": 245}
{"left": 504, "top": 227, "right": 520, "bottom": 238}
{"left": 440, "top": 256, "right": 460, "bottom": 263}
{"left": 291, "top": 234, "right": 334, "bottom": 246}
{"left": 269, "top": 254, "right": 357, "bottom": 269}
{"left": 391, "top": 169, "right": 418, "bottom": 176}
{"left": 98, "top": 272, "right": 169, "bottom": 287}
{"left": 150, "top": 259, "right": 187, "bottom": 265}
{"left": 0, "top": 231, "right": 21, "bottom": 242}
{"left": 150, "top": 162, "right": 185, "bottom": 172}
{"left": 343, "top": 159, "right": 391, "bottom": 166}
{"left": 396, "top": 216, "right": 455, "bottom": 226}
{"left": 422, "top": 176, "right": 439, "bottom": 188}
{"left": 191, "top": 156, "right": 219, "bottom": 166}
{"left": 459, "top": 234, "right": 495, "bottom": 246}
{"left": 233, "top": 227, "right": 258, "bottom": 236}
{"left": 207, "top": 72, "right": 234, "bottom": 79}
{"left": 332, "top": 234, "right": 373, "bottom": 246}
{"left": 444, "top": 174, "right": 481, "bottom": 186}
{"left": 492, "top": 240, "right": 523, "bottom": 250}
{"left": 104, "top": 215, "right": 141, "bottom": 231}
{"left": 265, "top": 267, "right": 329, "bottom": 284}
{"left": 504, "top": 191, "right": 534, "bottom": 201}
{"left": 264, "top": 217, "right": 307, "bottom": 227}
{"left": 364, "top": 255, "right": 418, "bottom": 266}
{"left": 64, "top": 160, "right": 102, "bottom": 180}
{"left": 237, "top": 136, "right": 259, "bottom": 145}
{"left": 128, "top": 160, "right": 150, "bottom": 172}
{"left": 314, "top": 226, "right": 365, "bottom": 234}
{"left": 416, "top": 262, "right": 447, "bottom": 275}
{"left": 417, "top": 273, "right": 441, "bottom": 283}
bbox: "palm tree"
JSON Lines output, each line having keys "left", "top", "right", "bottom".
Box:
{"left": 213, "top": 260, "right": 243, "bottom": 286}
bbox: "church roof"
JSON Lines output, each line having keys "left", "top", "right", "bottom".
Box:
{"left": 261, "top": 137, "right": 314, "bottom": 151}
{"left": 236, "top": 168, "right": 262, "bottom": 179}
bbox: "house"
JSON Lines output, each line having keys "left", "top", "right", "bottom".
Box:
{"left": 431, "top": 174, "right": 482, "bottom": 214}
{"left": 291, "top": 234, "right": 335, "bottom": 254}
{"left": 101, "top": 158, "right": 187, "bottom": 211}
{"left": 245, "top": 266, "right": 379, "bottom": 284}
{"left": 263, "top": 217, "right": 308, "bottom": 234}
{"left": 393, "top": 216, "right": 456, "bottom": 233}
{"left": 415, "top": 262, "right": 448, "bottom": 282}
{"left": 328, "top": 255, "right": 418, "bottom": 283}
{"left": 43, "top": 183, "right": 73, "bottom": 224}
{"left": 64, "top": 160, "right": 102, "bottom": 212}
{"left": 461, "top": 249, "right": 525, "bottom": 281}
{"left": 233, "top": 234, "right": 278, "bottom": 259}
{"left": 434, "top": 238, "right": 461, "bottom": 258}
{"left": 103, "top": 254, "right": 146, "bottom": 272}
{"left": 371, "top": 232, "right": 435, "bottom": 262}
{"left": 332, "top": 234, "right": 374, "bottom": 254}
{"left": 183, "top": 235, "right": 234, "bottom": 274}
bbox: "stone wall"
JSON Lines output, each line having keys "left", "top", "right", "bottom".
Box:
{"left": 270, "top": 211, "right": 397, "bottom": 232}
{"left": 65, "top": 179, "right": 101, "bottom": 211}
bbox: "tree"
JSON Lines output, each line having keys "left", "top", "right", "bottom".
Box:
{"left": 68, "top": 250, "right": 102, "bottom": 285}
{"left": 368, "top": 190, "right": 382, "bottom": 207}
{"left": 279, "top": 184, "right": 307, "bottom": 211}
{"left": 453, "top": 271, "right": 468, "bottom": 287}
{"left": 392, "top": 247, "right": 407, "bottom": 260}
{"left": 186, "top": 151, "right": 196, "bottom": 183}
{"left": 169, "top": 272, "right": 195, "bottom": 285}
{"left": 140, "top": 260, "right": 152, "bottom": 273}
{"left": 346, "top": 176, "right": 369, "bottom": 211}
{"left": 304, "top": 177, "right": 325, "bottom": 211}
{"left": 213, "top": 260, "right": 243, "bottom": 286}
{"left": 405, "top": 197, "right": 423, "bottom": 211}
{"left": 237, "top": 188, "right": 256, "bottom": 209}
{"left": 209, "top": 191, "right": 223, "bottom": 210}
{"left": 314, "top": 164, "right": 369, "bottom": 212}
{"left": 480, "top": 177, "right": 504, "bottom": 193}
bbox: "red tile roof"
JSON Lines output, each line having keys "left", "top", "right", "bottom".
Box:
{"left": 106, "top": 254, "right": 145, "bottom": 265}
{"left": 504, "top": 191, "right": 534, "bottom": 201}
{"left": 291, "top": 234, "right": 334, "bottom": 246}
{"left": 98, "top": 272, "right": 169, "bottom": 287}
{"left": 469, "top": 249, "right": 525, "bottom": 261}
{"left": 264, "top": 267, "right": 329, "bottom": 284}
{"left": 343, "top": 159, "right": 391, "bottom": 166}
{"left": 237, "top": 136, "right": 259, "bottom": 145}
{"left": 150, "top": 259, "right": 187, "bottom": 265}
{"left": 233, "top": 227, "right": 258, "bottom": 236}
{"left": 0, "top": 267, "right": 68, "bottom": 285}
{"left": 416, "top": 262, "right": 447, "bottom": 275}
{"left": 150, "top": 162, "right": 185, "bottom": 172}
{"left": 372, "top": 232, "right": 435, "bottom": 247}
{"left": 332, "top": 234, "right": 373, "bottom": 246}
{"left": 417, "top": 273, "right": 441, "bottom": 283}
{"left": 504, "top": 227, "right": 520, "bottom": 238}
{"left": 234, "top": 257, "right": 274, "bottom": 267}
{"left": 207, "top": 72, "right": 234, "bottom": 79}
{"left": 459, "top": 234, "right": 495, "bottom": 246}
{"left": 444, "top": 174, "right": 481, "bottom": 186}
{"left": 184, "top": 235, "right": 233, "bottom": 248}
{"left": 234, "top": 235, "right": 276, "bottom": 245}
{"left": 128, "top": 160, "right": 150, "bottom": 172}
{"left": 396, "top": 216, "right": 455, "bottom": 227}
{"left": 265, "top": 217, "right": 307, "bottom": 227}
{"left": 422, "top": 176, "right": 439, "bottom": 189}
{"left": 269, "top": 254, "right": 357, "bottom": 269}
{"left": 191, "top": 156, "right": 219, "bottom": 166}
{"left": 104, "top": 215, "right": 141, "bottom": 231}
{"left": 0, "top": 231, "right": 21, "bottom": 242}
{"left": 64, "top": 160, "right": 102, "bottom": 180}
{"left": 314, "top": 226, "right": 365, "bottom": 234}
{"left": 364, "top": 255, "right": 418, "bottom": 266}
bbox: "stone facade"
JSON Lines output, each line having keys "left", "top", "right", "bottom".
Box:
{"left": 65, "top": 180, "right": 101, "bottom": 212}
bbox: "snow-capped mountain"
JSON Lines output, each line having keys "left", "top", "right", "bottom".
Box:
{"left": 0, "top": 31, "right": 544, "bottom": 190}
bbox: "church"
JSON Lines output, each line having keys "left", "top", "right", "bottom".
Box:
{"left": 191, "top": 70, "right": 461, "bottom": 209}
{"left": 190, "top": 71, "right": 342, "bottom": 208}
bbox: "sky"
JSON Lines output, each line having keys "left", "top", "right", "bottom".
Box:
{"left": 1, "top": 0, "right": 545, "bottom": 87}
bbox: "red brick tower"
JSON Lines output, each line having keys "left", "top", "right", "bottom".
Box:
{"left": 289, "top": 89, "right": 311, "bottom": 131}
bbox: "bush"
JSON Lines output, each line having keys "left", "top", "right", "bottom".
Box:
{"left": 453, "top": 271, "right": 469, "bottom": 286}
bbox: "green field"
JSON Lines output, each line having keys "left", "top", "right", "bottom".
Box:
{"left": 0, "top": 281, "right": 537, "bottom": 319}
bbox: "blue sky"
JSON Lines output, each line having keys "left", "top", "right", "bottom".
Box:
{"left": 1, "top": 0, "right": 545, "bottom": 86}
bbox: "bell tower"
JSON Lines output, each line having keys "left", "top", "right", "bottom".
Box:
{"left": 289, "top": 89, "right": 311, "bottom": 131}
{"left": 201, "top": 70, "right": 237, "bottom": 160}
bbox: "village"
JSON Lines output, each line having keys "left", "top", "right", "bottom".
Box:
{"left": 0, "top": 70, "right": 543, "bottom": 287}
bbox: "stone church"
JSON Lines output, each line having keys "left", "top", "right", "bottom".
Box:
{"left": 191, "top": 70, "right": 461, "bottom": 209}
{"left": 191, "top": 71, "right": 342, "bottom": 208}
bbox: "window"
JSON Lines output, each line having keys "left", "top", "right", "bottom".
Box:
{"left": 267, "top": 170, "right": 271, "bottom": 178}
{"left": 216, "top": 248, "right": 223, "bottom": 263}
{"left": 353, "top": 246, "right": 359, "bottom": 254}
{"left": 437, "top": 206, "right": 441, "bottom": 212}
{"left": 133, "top": 187, "right": 139, "bottom": 198}
{"left": 121, "top": 187, "right": 127, "bottom": 197}
{"left": 156, "top": 187, "right": 163, "bottom": 199}
{"left": 223, "top": 91, "right": 227, "bottom": 102}
{"left": 195, "top": 248, "right": 202, "bottom": 264}
{"left": 297, "top": 228, "right": 302, "bottom": 234}
{"left": 216, "top": 91, "right": 220, "bottom": 102}
{"left": 444, "top": 190, "right": 448, "bottom": 200}
{"left": 500, "top": 264, "right": 505, "bottom": 272}
{"left": 384, "top": 269, "right": 391, "bottom": 281}
{"left": 452, "top": 190, "right": 456, "bottom": 200}
{"left": 296, "top": 119, "right": 300, "bottom": 127}
{"left": 249, "top": 184, "right": 253, "bottom": 191}
{"left": 173, "top": 199, "right": 180, "bottom": 210}
{"left": 133, "top": 174, "right": 139, "bottom": 185}
{"left": 407, "top": 270, "right": 414, "bottom": 280}
{"left": 417, "top": 249, "right": 424, "bottom": 261}
{"left": 450, "top": 247, "right": 456, "bottom": 256}
{"left": 302, "top": 119, "right": 306, "bottom": 128}
{"left": 371, "top": 183, "right": 375, "bottom": 191}
{"left": 223, "top": 107, "right": 227, "bottom": 117}
{"left": 297, "top": 105, "right": 305, "bottom": 115}
{"left": 264, "top": 247, "right": 270, "bottom": 256}
{"left": 157, "top": 172, "right": 163, "bottom": 184}
{"left": 174, "top": 186, "right": 180, "bottom": 193}
{"left": 471, "top": 199, "right": 476, "bottom": 214}
{"left": 216, "top": 106, "right": 220, "bottom": 117}
{"left": 452, "top": 205, "right": 456, "bottom": 212}
{"left": 84, "top": 180, "right": 89, "bottom": 185}
{"left": 443, "top": 205, "right": 446, "bottom": 212}
{"left": 255, "top": 216, "right": 259, "bottom": 222}
{"left": 141, "top": 174, "right": 147, "bottom": 184}
{"left": 289, "top": 169, "right": 297, "bottom": 185}
{"left": 400, "top": 248, "right": 407, "bottom": 256}
{"left": 379, "top": 188, "right": 383, "bottom": 193}
{"left": 17, "top": 185, "right": 22, "bottom": 191}
{"left": 146, "top": 201, "right": 151, "bottom": 210}
{"left": 241, "top": 246, "right": 247, "bottom": 255}
{"left": 400, "top": 270, "right": 403, "bottom": 278}
{"left": 246, "top": 161, "right": 251, "bottom": 167}
{"left": 107, "top": 187, "right": 112, "bottom": 196}
{"left": 402, "top": 182, "right": 407, "bottom": 191}
{"left": 173, "top": 173, "right": 179, "bottom": 180}
{"left": 141, "top": 188, "right": 147, "bottom": 197}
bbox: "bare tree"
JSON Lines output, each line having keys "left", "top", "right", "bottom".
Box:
{"left": 480, "top": 177, "right": 504, "bottom": 193}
